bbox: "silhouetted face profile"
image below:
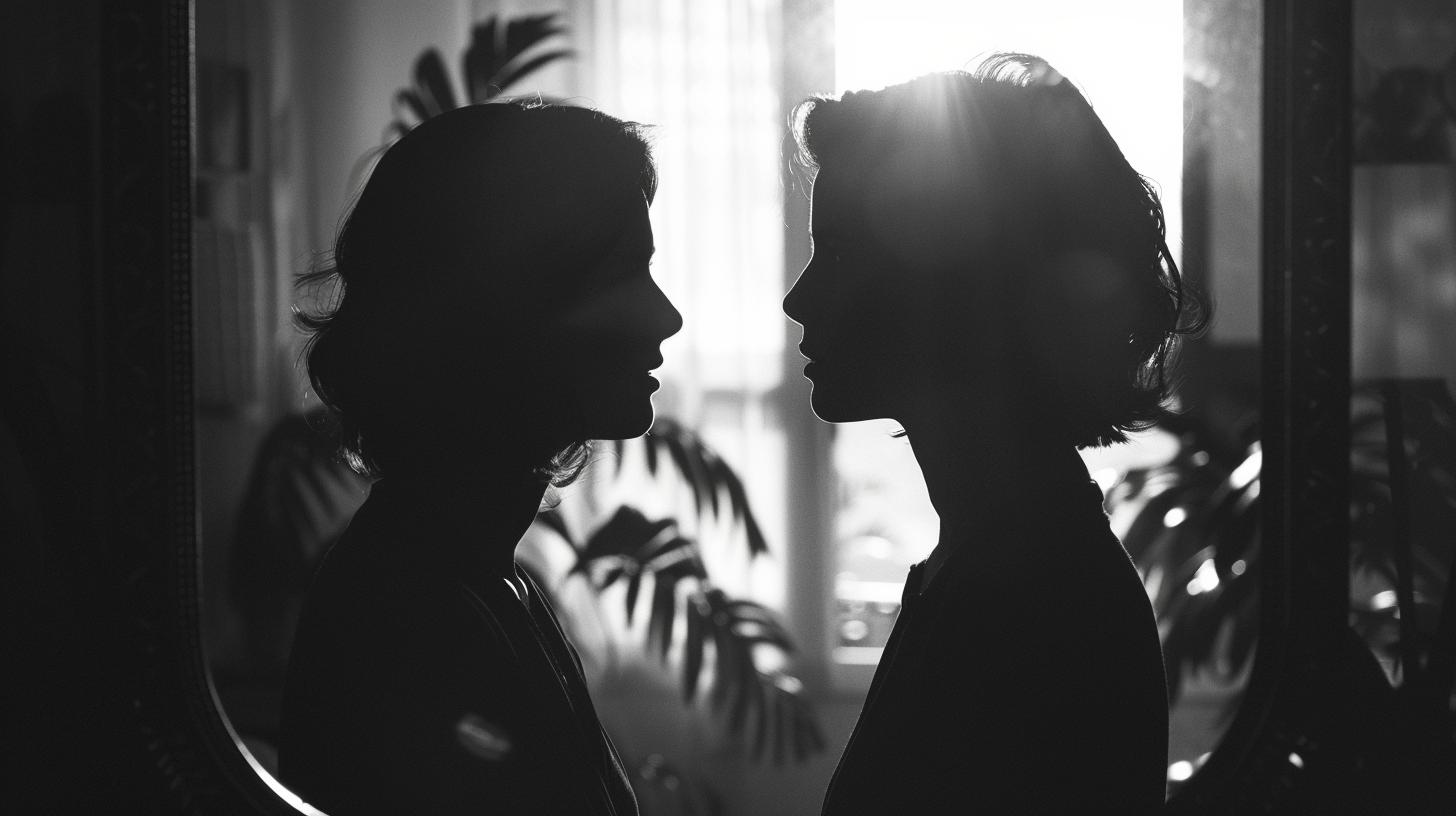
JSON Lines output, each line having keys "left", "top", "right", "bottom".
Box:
{"left": 785, "top": 58, "right": 1198, "bottom": 447}
{"left": 301, "top": 102, "right": 681, "bottom": 478}
{"left": 785, "top": 165, "right": 945, "bottom": 424}
{"left": 537, "top": 191, "right": 679, "bottom": 441}
{"left": 786, "top": 131, "right": 1014, "bottom": 426}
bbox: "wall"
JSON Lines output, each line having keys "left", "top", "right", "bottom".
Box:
{"left": 197, "top": 0, "right": 476, "bottom": 694}
{"left": 2, "top": 1, "right": 177, "bottom": 810}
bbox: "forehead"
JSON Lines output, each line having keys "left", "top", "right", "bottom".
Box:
{"left": 611, "top": 193, "right": 654, "bottom": 252}
{"left": 539, "top": 177, "right": 649, "bottom": 255}
{"left": 808, "top": 167, "right": 862, "bottom": 235}
{"left": 810, "top": 147, "right": 988, "bottom": 271}
{"left": 810, "top": 151, "right": 946, "bottom": 238}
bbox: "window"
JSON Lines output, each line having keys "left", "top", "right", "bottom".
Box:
{"left": 572, "top": 0, "right": 791, "bottom": 607}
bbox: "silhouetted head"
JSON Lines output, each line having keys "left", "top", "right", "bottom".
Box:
{"left": 784, "top": 54, "right": 1205, "bottom": 447}
{"left": 299, "top": 102, "right": 682, "bottom": 482}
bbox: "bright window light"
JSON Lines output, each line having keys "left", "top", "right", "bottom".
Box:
{"left": 835, "top": 0, "right": 1184, "bottom": 261}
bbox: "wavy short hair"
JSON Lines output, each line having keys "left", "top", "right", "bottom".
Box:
{"left": 297, "top": 102, "right": 658, "bottom": 481}
{"left": 793, "top": 54, "right": 1206, "bottom": 447}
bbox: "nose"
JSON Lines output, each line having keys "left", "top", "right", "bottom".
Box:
{"left": 782, "top": 258, "right": 815, "bottom": 326}
{"left": 651, "top": 279, "right": 684, "bottom": 342}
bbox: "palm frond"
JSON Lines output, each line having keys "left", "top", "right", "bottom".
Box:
{"left": 461, "top": 16, "right": 500, "bottom": 101}
{"left": 387, "top": 13, "right": 573, "bottom": 143}
{"left": 493, "top": 49, "right": 575, "bottom": 94}
{"left": 562, "top": 512, "right": 819, "bottom": 763}
{"left": 462, "top": 13, "right": 571, "bottom": 102}
{"left": 412, "top": 48, "right": 459, "bottom": 116}
{"left": 679, "top": 593, "right": 704, "bottom": 699}
{"left": 1124, "top": 380, "right": 1456, "bottom": 719}
{"left": 501, "top": 14, "right": 568, "bottom": 62}
{"left": 535, "top": 507, "right": 575, "bottom": 549}
{"left": 640, "top": 418, "right": 771, "bottom": 557}
{"left": 564, "top": 506, "right": 703, "bottom": 637}
{"left": 645, "top": 558, "right": 704, "bottom": 661}
{"left": 570, "top": 506, "right": 682, "bottom": 573}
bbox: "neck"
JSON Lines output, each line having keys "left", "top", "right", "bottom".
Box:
{"left": 899, "top": 395, "right": 1090, "bottom": 548}
{"left": 377, "top": 460, "right": 550, "bottom": 576}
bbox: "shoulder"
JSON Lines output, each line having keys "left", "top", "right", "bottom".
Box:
{"left": 929, "top": 503, "right": 1160, "bottom": 667}
{"left": 935, "top": 493, "right": 1125, "bottom": 599}
{"left": 291, "top": 528, "right": 517, "bottom": 688}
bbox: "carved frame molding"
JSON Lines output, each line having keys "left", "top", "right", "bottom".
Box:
{"left": 1168, "top": 1, "right": 1354, "bottom": 812}
{"left": 101, "top": 1, "right": 306, "bottom": 812}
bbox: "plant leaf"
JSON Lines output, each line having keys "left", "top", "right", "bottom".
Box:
{"left": 391, "top": 89, "right": 432, "bottom": 129}
{"left": 493, "top": 49, "right": 575, "bottom": 95}
{"left": 535, "top": 508, "right": 574, "bottom": 548}
{"left": 647, "top": 569, "right": 680, "bottom": 660}
{"left": 610, "top": 438, "right": 626, "bottom": 476}
{"left": 625, "top": 570, "right": 643, "bottom": 626}
{"left": 722, "top": 474, "right": 770, "bottom": 557}
{"left": 643, "top": 429, "right": 660, "bottom": 474}
{"left": 502, "top": 13, "right": 567, "bottom": 62}
{"left": 682, "top": 594, "right": 706, "bottom": 702}
{"left": 664, "top": 428, "right": 713, "bottom": 519}
{"left": 411, "top": 49, "right": 458, "bottom": 116}
{"left": 462, "top": 17, "right": 500, "bottom": 102}
{"left": 599, "top": 565, "right": 626, "bottom": 590}
{"left": 579, "top": 506, "right": 676, "bottom": 565}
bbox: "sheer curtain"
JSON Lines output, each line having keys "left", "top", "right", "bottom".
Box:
{"left": 568, "top": 0, "right": 789, "bottom": 605}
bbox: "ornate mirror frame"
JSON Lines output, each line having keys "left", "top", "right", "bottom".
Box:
{"left": 101, "top": 1, "right": 305, "bottom": 812}
{"left": 1170, "top": 1, "right": 1354, "bottom": 812}
{"left": 99, "top": 0, "right": 1352, "bottom": 811}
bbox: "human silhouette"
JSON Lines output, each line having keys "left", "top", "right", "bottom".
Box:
{"left": 278, "top": 102, "right": 680, "bottom": 815}
{"left": 785, "top": 55, "right": 1204, "bottom": 814}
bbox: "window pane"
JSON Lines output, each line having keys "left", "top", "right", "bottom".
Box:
{"left": 582, "top": 0, "right": 790, "bottom": 608}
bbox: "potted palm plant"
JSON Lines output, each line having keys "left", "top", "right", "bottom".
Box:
{"left": 1116, "top": 379, "right": 1456, "bottom": 803}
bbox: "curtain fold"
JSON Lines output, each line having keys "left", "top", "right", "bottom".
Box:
{"left": 571, "top": 0, "right": 789, "bottom": 603}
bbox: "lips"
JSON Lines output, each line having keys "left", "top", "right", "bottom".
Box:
{"left": 625, "top": 356, "right": 664, "bottom": 382}
{"left": 581, "top": 351, "right": 663, "bottom": 380}
{"left": 797, "top": 345, "right": 821, "bottom": 380}
{"left": 621, "top": 349, "right": 664, "bottom": 371}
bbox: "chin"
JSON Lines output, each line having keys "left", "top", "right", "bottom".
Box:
{"left": 567, "top": 371, "right": 663, "bottom": 440}
{"left": 585, "top": 399, "right": 658, "bottom": 440}
{"left": 808, "top": 382, "right": 883, "bottom": 425}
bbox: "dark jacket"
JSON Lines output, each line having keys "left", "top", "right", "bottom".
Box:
{"left": 822, "top": 481, "right": 1168, "bottom": 815}
{"left": 279, "top": 488, "right": 637, "bottom": 815}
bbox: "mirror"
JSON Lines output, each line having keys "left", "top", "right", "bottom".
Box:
{"left": 82, "top": 0, "right": 1351, "bottom": 810}
{"left": 196, "top": 0, "right": 1267, "bottom": 809}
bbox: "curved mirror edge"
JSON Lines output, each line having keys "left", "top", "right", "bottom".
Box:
{"left": 99, "top": 0, "right": 319, "bottom": 812}
{"left": 119, "top": 0, "right": 1345, "bottom": 812}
